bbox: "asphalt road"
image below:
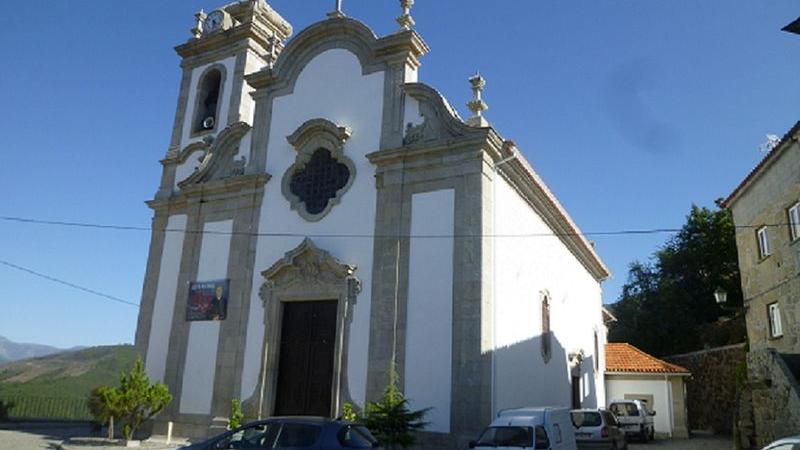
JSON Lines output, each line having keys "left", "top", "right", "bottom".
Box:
{"left": 0, "top": 423, "right": 90, "bottom": 450}
{"left": 628, "top": 434, "right": 731, "bottom": 450}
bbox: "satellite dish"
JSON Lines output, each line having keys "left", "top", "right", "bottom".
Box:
{"left": 203, "top": 116, "right": 216, "bottom": 130}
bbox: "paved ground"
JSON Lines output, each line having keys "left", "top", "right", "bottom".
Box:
{"left": 0, "top": 423, "right": 90, "bottom": 450}
{"left": 629, "top": 434, "right": 731, "bottom": 450}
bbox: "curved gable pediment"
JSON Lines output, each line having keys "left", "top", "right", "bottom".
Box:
{"left": 177, "top": 121, "right": 252, "bottom": 188}
{"left": 246, "top": 17, "right": 428, "bottom": 96}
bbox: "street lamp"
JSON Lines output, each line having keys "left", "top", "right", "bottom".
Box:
{"left": 714, "top": 287, "right": 728, "bottom": 305}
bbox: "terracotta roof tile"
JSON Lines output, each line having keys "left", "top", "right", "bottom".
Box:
{"left": 605, "top": 343, "right": 690, "bottom": 374}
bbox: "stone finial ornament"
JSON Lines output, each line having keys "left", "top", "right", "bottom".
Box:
{"left": 264, "top": 33, "right": 282, "bottom": 70}
{"left": 467, "top": 72, "right": 489, "bottom": 127}
{"left": 396, "top": 0, "right": 415, "bottom": 30}
{"left": 328, "top": 0, "right": 345, "bottom": 18}
{"left": 191, "top": 9, "right": 206, "bottom": 39}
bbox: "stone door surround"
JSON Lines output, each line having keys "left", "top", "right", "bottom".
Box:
{"left": 253, "top": 238, "right": 361, "bottom": 418}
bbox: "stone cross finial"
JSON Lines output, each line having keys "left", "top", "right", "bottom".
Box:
{"left": 467, "top": 72, "right": 489, "bottom": 127}
{"left": 396, "top": 0, "right": 415, "bottom": 30}
{"left": 264, "top": 33, "right": 281, "bottom": 69}
{"left": 328, "top": 0, "right": 345, "bottom": 18}
{"left": 191, "top": 9, "right": 206, "bottom": 39}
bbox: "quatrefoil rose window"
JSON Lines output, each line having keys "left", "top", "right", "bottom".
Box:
{"left": 282, "top": 119, "right": 355, "bottom": 221}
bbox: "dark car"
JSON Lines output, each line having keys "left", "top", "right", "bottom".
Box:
{"left": 180, "top": 417, "right": 380, "bottom": 450}
{"left": 570, "top": 409, "right": 627, "bottom": 450}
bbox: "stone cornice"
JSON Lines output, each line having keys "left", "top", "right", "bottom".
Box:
{"left": 147, "top": 172, "right": 271, "bottom": 212}
{"left": 245, "top": 17, "right": 428, "bottom": 92}
{"left": 176, "top": 1, "right": 291, "bottom": 63}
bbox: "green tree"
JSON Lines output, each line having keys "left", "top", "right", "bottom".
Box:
{"left": 228, "top": 399, "right": 244, "bottom": 430}
{"left": 609, "top": 203, "right": 746, "bottom": 356}
{"left": 362, "top": 364, "right": 429, "bottom": 450}
{"left": 87, "top": 385, "right": 123, "bottom": 438}
{"left": 114, "top": 359, "right": 172, "bottom": 441}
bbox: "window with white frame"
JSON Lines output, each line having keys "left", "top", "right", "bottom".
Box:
{"left": 789, "top": 202, "right": 800, "bottom": 242}
{"left": 768, "top": 303, "right": 783, "bottom": 338}
{"left": 757, "top": 226, "right": 771, "bottom": 259}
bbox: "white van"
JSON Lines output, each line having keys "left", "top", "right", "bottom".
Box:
{"left": 608, "top": 399, "right": 655, "bottom": 441}
{"left": 469, "top": 407, "right": 577, "bottom": 450}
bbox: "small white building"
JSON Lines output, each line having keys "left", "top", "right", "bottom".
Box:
{"left": 134, "top": 1, "right": 611, "bottom": 447}
{"left": 605, "top": 343, "right": 691, "bottom": 438}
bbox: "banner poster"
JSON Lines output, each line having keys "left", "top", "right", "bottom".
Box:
{"left": 187, "top": 279, "right": 230, "bottom": 321}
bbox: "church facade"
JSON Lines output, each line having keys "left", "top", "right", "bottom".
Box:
{"left": 134, "top": 1, "right": 611, "bottom": 447}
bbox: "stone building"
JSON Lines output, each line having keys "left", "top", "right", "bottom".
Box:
{"left": 723, "top": 118, "right": 800, "bottom": 446}
{"left": 134, "top": 1, "right": 610, "bottom": 446}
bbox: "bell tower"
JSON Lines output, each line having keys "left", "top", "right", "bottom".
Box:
{"left": 156, "top": 0, "right": 292, "bottom": 198}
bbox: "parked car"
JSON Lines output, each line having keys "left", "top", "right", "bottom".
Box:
{"left": 760, "top": 435, "right": 800, "bottom": 450}
{"left": 179, "top": 417, "right": 380, "bottom": 450}
{"left": 570, "top": 409, "right": 627, "bottom": 450}
{"left": 470, "top": 407, "right": 577, "bottom": 450}
{"left": 608, "top": 400, "right": 654, "bottom": 441}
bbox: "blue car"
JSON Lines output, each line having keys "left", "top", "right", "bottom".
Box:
{"left": 180, "top": 417, "right": 380, "bottom": 450}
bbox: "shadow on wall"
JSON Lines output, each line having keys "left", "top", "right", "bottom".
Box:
{"left": 490, "top": 332, "right": 598, "bottom": 414}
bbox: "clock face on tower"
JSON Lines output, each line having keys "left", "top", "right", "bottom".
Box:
{"left": 204, "top": 10, "right": 225, "bottom": 34}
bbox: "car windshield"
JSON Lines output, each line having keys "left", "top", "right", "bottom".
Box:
{"left": 476, "top": 426, "right": 533, "bottom": 447}
{"left": 571, "top": 411, "right": 602, "bottom": 427}
{"left": 610, "top": 403, "right": 640, "bottom": 417}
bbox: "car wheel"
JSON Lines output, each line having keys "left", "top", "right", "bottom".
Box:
{"left": 649, "top": 427, "right": 655, "bottom": 441}
{"left": 639, "top": 426, "right": 648, "bottom": 442}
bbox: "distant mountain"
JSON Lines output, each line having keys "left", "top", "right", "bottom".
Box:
{"left": 0, "top": 335, "right": 65, "bottom": 363}
{"left": 0, "top": 345, "right": 137, "bottom": 400}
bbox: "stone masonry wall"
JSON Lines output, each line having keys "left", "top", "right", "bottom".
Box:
{"left": 747, "top": 348, "right": 800, "bottom": 448}
{"left": 667, "top": 343, "right": 746, "bottom": 434}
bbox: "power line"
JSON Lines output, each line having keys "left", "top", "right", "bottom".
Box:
{"left": 0, "top": 215, "right": 794, "bottom": 239}
{"left": 0, "top": 259, "right": 139, "bottom": 308}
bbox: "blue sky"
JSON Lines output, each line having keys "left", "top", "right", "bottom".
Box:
{"left": 1, "top": 1, "right": 798, "bottom": 348}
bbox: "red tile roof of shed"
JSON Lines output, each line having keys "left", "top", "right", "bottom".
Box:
{"left": 605, "top": 343, "right": 690, "bottom": 374}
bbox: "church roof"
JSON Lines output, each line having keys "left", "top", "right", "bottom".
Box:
{"left": 605, "top": 343, "right": 689, "bottom": 375}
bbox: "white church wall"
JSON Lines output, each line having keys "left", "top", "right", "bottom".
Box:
{"left": 240, "top": 48, "right": 384, "bottom": 407}
{"left": 405, "top": 189, "right": 455, "bottom": 433}
{"left": 175, "top": 56, "right": 237, "bottom": 188}
{"left": 179, "top": 219, "right": 233, "bottom": 415}
{"left": 493, "top": 175, "right": 605, "bottom": 413}
{"left": 145, "top": 214, "right": 187, "bottom": 382}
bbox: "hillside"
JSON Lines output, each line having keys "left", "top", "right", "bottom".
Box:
{"left": 0, "top": 344, "right": 137, "bottom": 401}
{"left": 0, "top": 335, "right": 64, "bottom": 363}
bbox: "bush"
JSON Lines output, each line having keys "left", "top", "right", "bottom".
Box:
{"left": 228, "top": 399, "right": 244, "bottom": 430}
{"left": 115, "top": 359, "right": 172, "bottom": 441}
{"left": 0, "top": 400, "right": 15, "bottom": 422}
{"left": 360, "top": 364, "right": 429, "bottom": 450}
{"left": 86, "top": 359, "right": 172, "bottom": 441}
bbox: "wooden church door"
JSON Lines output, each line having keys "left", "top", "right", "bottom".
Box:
{"left": 274, "top": 300, "right": 338, "bottom": 416}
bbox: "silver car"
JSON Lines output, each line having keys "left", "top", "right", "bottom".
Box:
{"left": 570, "top": 409, "right": 627, "bottom": 450}
{"left": 761, "top": 435, "right": 800, "bottom": 450}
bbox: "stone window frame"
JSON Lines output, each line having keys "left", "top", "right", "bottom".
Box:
{"left": 756, "top": 226, "right": 771, "bottom": 260}
{"left": 787, "top": 201, "right": 800, "bottom": 242}
{"left": 190, "top": 63, "right": 227, "bottom": 138}
{"left": 253, "top": 238, "right": 361, "bottom": 419}
{"left": 541, "top": 290, "right": 552, "bottom": 364}
{"left": 281, "top": 118, "right": 356, "bottom": 222}
{"left": 767, "top": 302, "right": 783, "bottom": 339}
